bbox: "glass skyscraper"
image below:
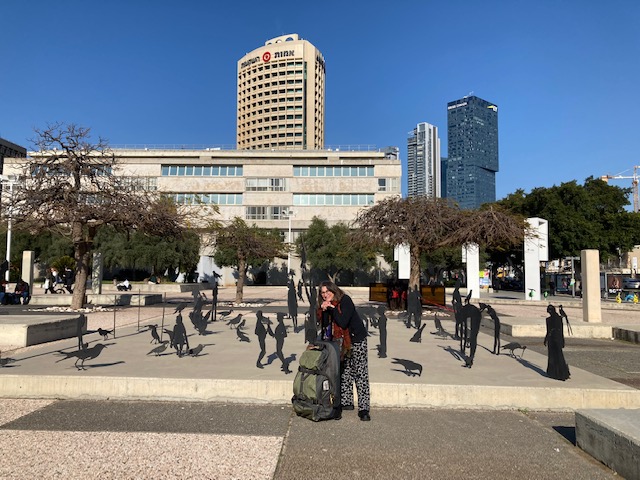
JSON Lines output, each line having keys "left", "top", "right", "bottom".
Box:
{"left": 444, "top": 95, "right": 498, "bottom": 209}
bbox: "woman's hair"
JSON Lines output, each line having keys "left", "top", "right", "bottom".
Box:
{"left": 317, "top": 281, "right": 344, "bottom": 308}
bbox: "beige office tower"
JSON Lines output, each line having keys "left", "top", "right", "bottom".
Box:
{"left": 237, "top": 34, "right": 325, "bottom": 150}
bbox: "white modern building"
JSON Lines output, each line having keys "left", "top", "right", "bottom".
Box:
{"left": 407, "top": 122, "right": 441, "bottom": 198}
{"left": 4, "top": 148, "right": 401, "bottom": 285}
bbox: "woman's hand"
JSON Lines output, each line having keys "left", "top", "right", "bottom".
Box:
{"left": 321, "top": 300, "right": 334, "bottom": 311}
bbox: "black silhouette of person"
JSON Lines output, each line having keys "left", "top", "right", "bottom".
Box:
{"left": 297, "top": 279, "right": 304, "bottom": 302}
{"left": 287, "top": 278, "right": 299, "bottom": 331}
{"left": 377, "top": 305, "right": 388, "bottom": 358}
{"left": 452, "top": 278, "right": 464, "bottom": 339}
{"left": 544, "top": 305, "right": 570, "bottom": 380}
{"left": 173, "top": 314, "right": 190, "bottom": 357}
{"left": 406, "top": 286, "right": 422, "bottom": 329}
{"left": 255, "top": 310, "right": 274, "bottom": 369}
{"left": 274, "top": 312, "right": 291, "bottom": 373}
{"left": 303, "top": 277, "right": 318, "bottom": 343}
{"left": 482, "top": 304, "right": 501, "bottom": 355}
{"left": 460, "top": 303, "right": 482, "bottom": 368}
{"left": 76, "top": 314, "right": 87, "bottom": 350}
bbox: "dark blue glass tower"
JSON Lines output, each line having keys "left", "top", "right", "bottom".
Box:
{"left": 444, "top": 95, "right": 498, "bottom": 209}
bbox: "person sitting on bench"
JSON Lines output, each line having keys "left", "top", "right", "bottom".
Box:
{"left": 116, "top": 279, "right": 132, "bottom": 291}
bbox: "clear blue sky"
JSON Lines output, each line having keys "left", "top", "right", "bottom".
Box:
{"left": 2, "top": 0, "right": 639, "bottom": 201}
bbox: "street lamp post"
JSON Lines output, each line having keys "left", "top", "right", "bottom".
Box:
{"left": 286, "top": 208, "right": 294, "bottom": 276}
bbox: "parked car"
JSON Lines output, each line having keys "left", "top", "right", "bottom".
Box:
{"left": 622, "top": 277, "right": 640, "bottom": 289}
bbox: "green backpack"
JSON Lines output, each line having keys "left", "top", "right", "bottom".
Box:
{"left": 292, "top": 340, "right": 341, "bottom": 421}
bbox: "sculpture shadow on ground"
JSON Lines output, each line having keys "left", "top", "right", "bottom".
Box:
{"left": 391, "top": 357, "right": 423, "bottom": 377}
{"left": 515, "top": 356, "right": 548, "bottom": 377}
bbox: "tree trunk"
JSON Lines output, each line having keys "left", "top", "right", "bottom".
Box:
{"left": 71, "top": 221, "right": 90, "bottom": 310}
{"left": 235, "top": 256, "right": 246, "bottom": 303}
{"left": 409, "top": 244, "right": 421, "bottom": 293}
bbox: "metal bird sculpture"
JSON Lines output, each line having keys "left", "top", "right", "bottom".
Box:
{"left": 236, "top": 328, "right": 251, "bottom": 342}
{"left": 147, "top": 341, "right": 169, "bottom": 356}
{"left": 148, "top": 324, "right": 160, "bottom": 344}
{"left": 218, "top": 309, "right": 233, "bottom": 321}
{"left": 97, "top": 328, "right": 113, "bottom": 340}
{"left": 391, "top": 358, "right": 423, "bottom": 377}
{"left": 188, "top": 344, "right": 205, "bottom": 357}
{"left": 559, "top": 305, "right": 573, "bottom": 336}
{"left": 501, "top": 342, "right": 527, "bottom": 358}
{"left": 56, "top": 343, "right": 108, "bottom": 370}
{"left": 226, "top": 314, "right": 243, "bottom": 329}
{"left": 409, "top": 324, "right": 426, "bottom": 343}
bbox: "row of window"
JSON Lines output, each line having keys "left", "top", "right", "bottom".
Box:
{"left": 161, "top": 165, "right": 243, "bottom": 176}
{"left": 293, "top": 166, "right": 374, "bottom": 177}
{"left": 293, "top": 194, "right": 374, "bottom": 206}
{"left": 166, "top": 193, "right": 243, "bottom": 205}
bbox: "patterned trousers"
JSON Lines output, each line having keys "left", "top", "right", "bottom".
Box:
{"left": 340, "top": 337, "right": 371, "bottom": 412}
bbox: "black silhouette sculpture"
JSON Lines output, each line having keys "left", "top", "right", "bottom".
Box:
{"left": 173, "top": 314, "right": 190, "bottom": 357}
{"left": 173, "top": 302, "right": 188, "bottom": 314}
{"left": 237, "top": 318, "right": 246, "bottom": 330}
{"left": 76, "top": 314, "right": 87, "bottom": 350}
{"left": 218, "top": 309, "right": 233, "bottom": 321}
{"left": 287, "top": 278, "right": 299, "bottom": 331}
{"left": 236, "top": 327, "right": 251, "bottom": 342}
{"left": 211, "top": 272, "right": 220, "bottom": 321}
{"left": 274, "top": 312, "right": 291, "bottom": 373}
{"left": 377, "top": 305, "right": 388, "bottom": 358}
{"left": 188, "top": 344, "right": 205, "bottom": 356}
{"left": 56, "top": 343, "right": 108, "bottom": 370}
{"left": 147, "top": 340, "right": 169, "bottom": 356}
{"left": 97, "top": 328, "right": 113, "bottom": 340}
{"left": 391, "top": 358, "right": 423, "bottom": 377}
{"left": 410, "top": 323, "right": 426, "bottom": 343}
{"left": 544, "top": 305, "right": 571, "bottom": 380}
{"left": 501, "top": 342, "right": 527, "bottom": 358}
{"left": 406, "top": 286, "right": 422, "bottom": 329}
{"left": 559, "top": 305, "right": 573, "bottom": 336}
{"left": 255, "top": 310, "right": 275, "bottom": 368}
{"left": 297, "top": 279, "right": 304, "bottom": 302}
{"left": 300, "top": 238, "right": 318, "bottom": 343}
{"left": 480, "top": 303, "right": 501, "bottom": 355}
{"left": 452, "top": 278, "right": 464, "bottom": 340}
{"left": 226, "top": 314, "right": 243, "bottom": 329}
{"left": 148, "top": 324, "right": 161, "bottom": 344}
{"left": 163, "top": 327, "right": 175, "bottom": 348}
{"left": 431, "top": 313, "right": 447, "bottom": 338}
{"left": 459, "top": 303, "right": 482, "bottom": 368}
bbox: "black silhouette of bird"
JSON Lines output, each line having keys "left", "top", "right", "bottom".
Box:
{"left": 431, "top": 313, "right": 446, "bottom": 337}
{"left": 226, "top": 314, "right": 243, "bottom": 329}
{"left": 218, "top": 309, "right": 233, "bottom": 321}
{"left": 0, "top": 349, "right": 16, "bottom": 367}
{"left": 97, "top": 328, "right": 113, "bottom": 340}
{"left": 237, "top": 318, "right": 247, "bottom": 330}
{"left": 148, "top": 324, "right": 160, "bottom": 344}
{"left": 410, "top": 324, "right": 426, "bottom": 343}
{"left": 56, "top": 343, "right": 108, "bottom": 370}
{"left": 188, "top": 344, "right": 205, "bottom": 356}
{"left": 173, "top": 302, "right": 188, "bottom": 314}
{"left": 391, "top": 358, "right": 423, "bottom": 377}
{"left": 163, "top": 328, "right": 175, "bottom": 348}
{"left": 236, "top": 328, "right": 251, "bottom": 342}
{"left": 501, "top": 342, "right": 527, "bottom": 358}
{"left": 559, "top": 304, "right": 573, "bottom": 335}
{"left": 147, "top": 341, "right": 169, "bottom": 356}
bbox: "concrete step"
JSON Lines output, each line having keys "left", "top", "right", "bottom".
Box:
{"left": 0, "top": 314, "right": 84, "bottom": 347}
{"left": 576, "top": 409, "right": 640, "bottom": 479}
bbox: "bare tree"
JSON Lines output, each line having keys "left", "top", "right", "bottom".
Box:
{"left": 355, "top": 197, "right": 527, "bottom": 292}
{"left": 3, "top": 123, "right": 197, "bottom": 309}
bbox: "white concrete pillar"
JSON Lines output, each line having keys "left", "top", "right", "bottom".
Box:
{"left": 524, "top": 218, "right": 548, "bottom": 301}
{"left": 21, "top": 250, "right": 35, "bottom": 287}
{"left": 582, "top": 249, "right": 602, "bottom": 323}
{"left": 92, "top": 252, "right": 103, "bottom": 294}
{"left": 463, "top": 243, "right": 480, "bottom": 300}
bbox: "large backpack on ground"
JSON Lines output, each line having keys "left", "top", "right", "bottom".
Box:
{"left": 292, "top": 340, "right": 341, "bottom": 421}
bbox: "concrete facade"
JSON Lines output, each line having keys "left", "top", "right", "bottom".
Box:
{"left": 237, "top": 34, "right": 325, "bottom": 150}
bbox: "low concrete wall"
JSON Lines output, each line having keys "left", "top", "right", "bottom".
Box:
{"left": 576, "top": 409, "right": 640, "bottom": 479}
{"left": 613, "top": 327, "right": 640, "bottom": 344}
{"left": 0, "top": 315, "right": 84, "bottom": 347}
{"left": 28, "top": 294, "right": 163, "bottom": 307}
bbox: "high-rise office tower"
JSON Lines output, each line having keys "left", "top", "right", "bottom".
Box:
{"left": 445, "top": 95, "right": 498, "bottom": 209}
{"left": 237, "top": 34, "right": 325, "bottom": 150}
{"left": 407, "top": 122, "right": 441, "bottom": 198}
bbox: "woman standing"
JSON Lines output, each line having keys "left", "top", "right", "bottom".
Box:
{"left": 318, "top": 281, "right": 371, "bottom": 421}
{"left": 544, "top": 305, "right": 570, "bottom": 381}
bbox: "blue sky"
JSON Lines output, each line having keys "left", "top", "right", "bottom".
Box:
{"left": 2, "top": 0, "right": 639, "bottom": 201}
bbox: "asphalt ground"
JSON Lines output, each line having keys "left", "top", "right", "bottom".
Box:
{"left": 0, "top": 399, "right": 618, "bottom": 480}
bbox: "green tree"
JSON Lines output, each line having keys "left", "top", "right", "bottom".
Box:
{"left": 497, "top": 177, "right": 640, "bottom": 261}
{"left": 3, "top": 123, "right": 193, "bottom": 309}
{"left": 209, "top": 217, "right": 286, "bottom": 303}
{"left": 296, "top": 216, "right": 376, "bottom": 283}
{"left": 94, "top": 227, "right": 201, "bottom": 278}
{"left": 356, "top": 197, "right": 526, "bottom": 293}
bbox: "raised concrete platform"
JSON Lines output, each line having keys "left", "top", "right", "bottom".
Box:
{"left": 576, "top": 409, "right": 640, "bottom": 479}
{"left": 28, "top": 293, "right": 163, "bottom": 307}
{"left": 0, "top": 314, "right": 84, "bottom": 347}
{"left": 613, "top": 325, "right": 640, "bottom": 344}
{"left": 1, "top": 314, "right": 639, "bottom": 411}
{"left": 498, "top": 317, "right": 613, "bottom": 339}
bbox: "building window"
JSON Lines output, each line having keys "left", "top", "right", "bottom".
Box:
{"left": 161, "top": 165, "right": 243, "bottom": 176}
{"left": 293, "top": 166, "right": 374, "bottom": 177}
{"left": 120, "top": 176, "right": 158, "bottom": 191}
{"left": 245, "top": 205, "right": 290, "bottom": 220}
{"left": 245, "top": 178, "right": 288, "bottom": 191}
{"left": 293, "top": 194, "right": 374, "bottom": 206}
{"left": 378, "top": 178, "right": 400, "bottom": 192}
{"left": 166, "top": 193, "right": 242, "bottom": 205}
